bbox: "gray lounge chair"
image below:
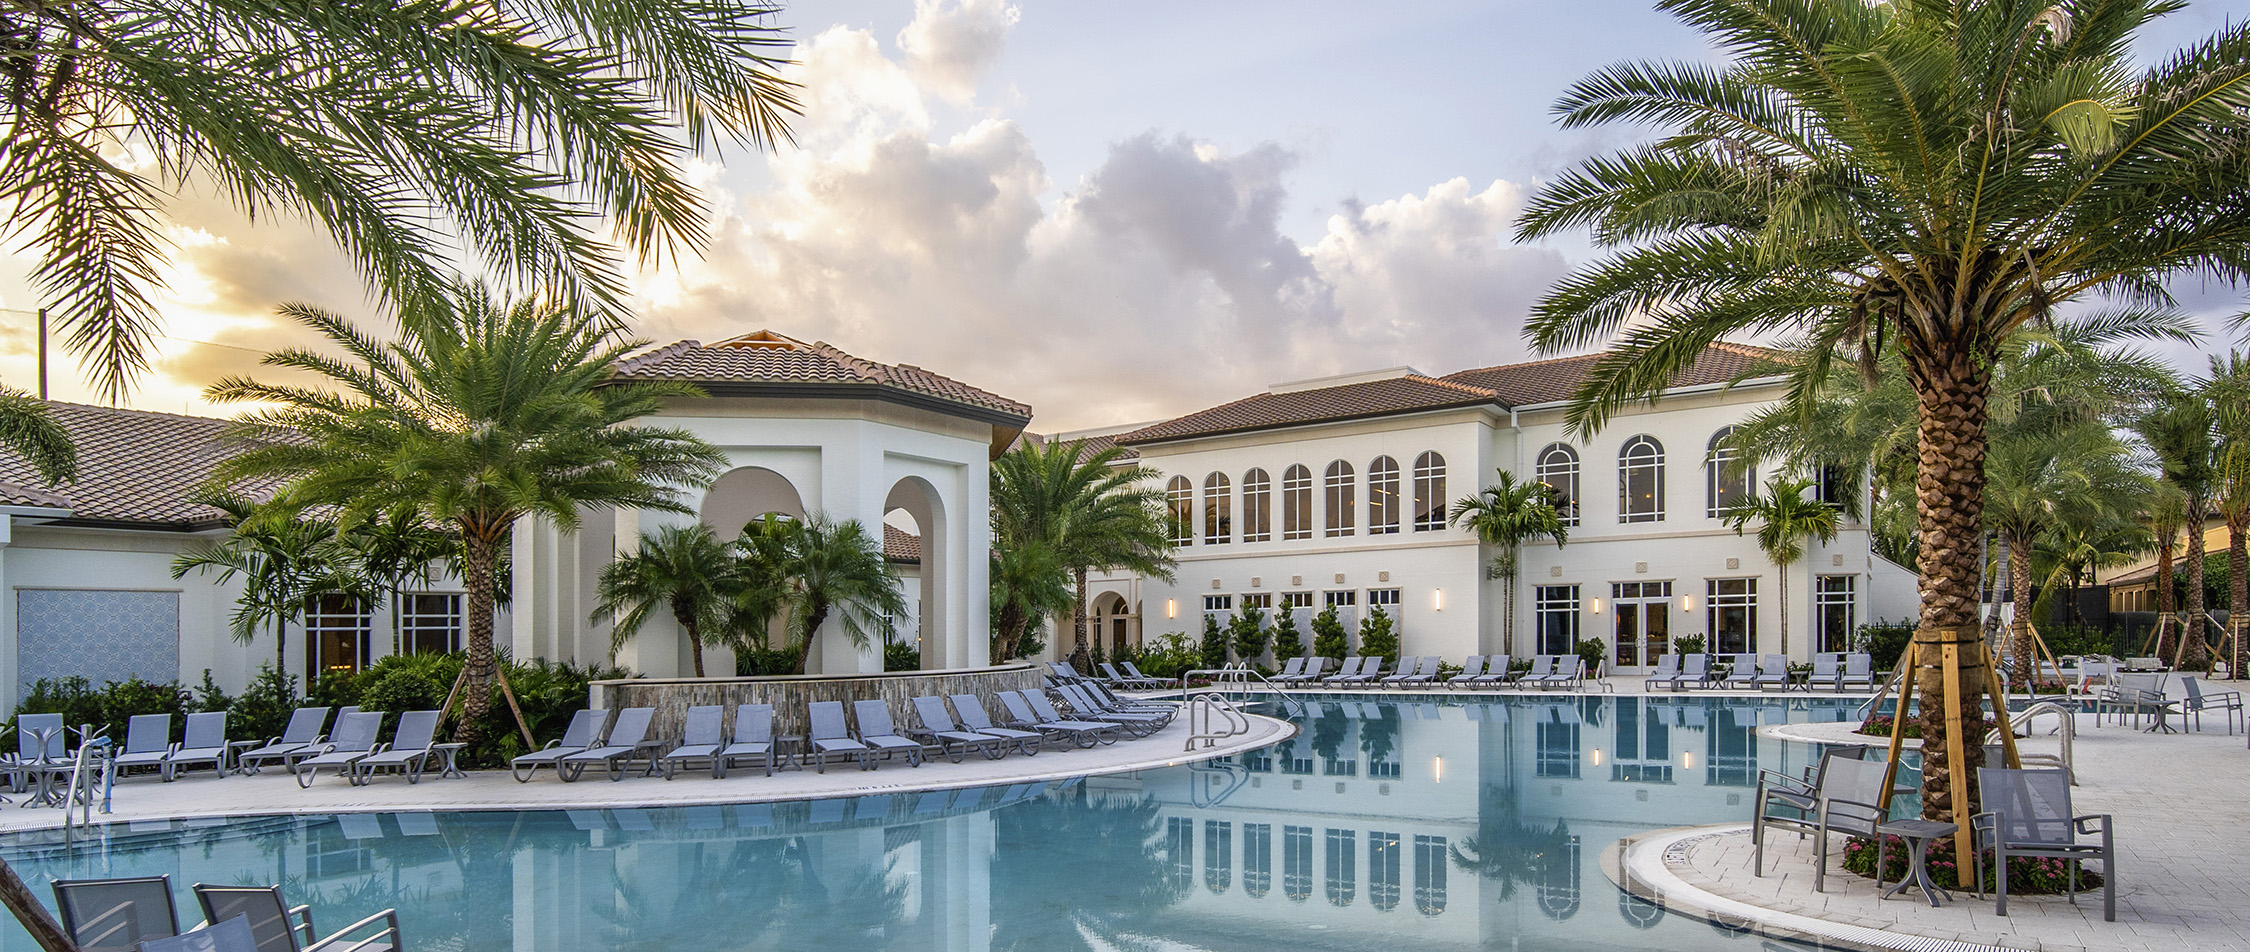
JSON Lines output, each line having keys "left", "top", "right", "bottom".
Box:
{"left": 1972, "top": 767, "right": 2115, "bottom": 921}
{"left": 347, "top": 711, "right": 442, "bottom": 785}
{"left": 54, "top": 874, "right": 180, "bottom": 952}
{"left": 560, "top": 707, "right": 664, "bottom": 781}
{"left": 1641, "top": 655, "right": 1680, "bottom": 692}
{"left": 851, "top": 700, "right": 928, "bottom": 767}
{"left": 1444, "top": 656, "right": 1487, "bottom": 688}
{"left": 235, "top": 708, "right": 331, "bottom": 776}
{"left": 292, "top": 712, "right": 382, "bottom": 788}
{"left": 1057, "top": 684, "right": 1169, "bottom": 735}
{"left": 193, "top": 883, "right": 400, "bottom": 952}
{"left": 135, "top": 915, "right": 254, "bottom": 952}
{"left": 999, "top": 689, "right": 1118, "bottom": 746}
{"left": 1538, "top": 655, "right": 1585, "bottom": 690}
{"left": 1099, "top": 663, "right": 1165, "bottom": 690}
{"left": 1386, "top": 657, "right": 1441, "bottom": 688}
{"left": 658, "top": 705, "right": 726, "bottom": 779}
{"left": 909, "top": 695, "right": 1009, "bottom": 762}
{"left": 1754, "top": 654, "right": 1791, "bottom": 691}
{"left": 110, "top": 714, "right": 175, "bottom": 778}
{"left": 1319, "top": 656, "right": 1367, "bottom": 684}
{"left": 163, "top": 712, "right": 230, "bottom": 780}
{"left": 1720, "top": 653, "right": 1760, "bottom": 689}
{"left": 1840, "top": 653, "right": 1875, "bottom": 690}
{"left": 950, "top": 694, "right": 1043, "bottom": 755}
{"left": 805, "top": 701, "right": 873, "bottom": 773}
{"left": 1470, "top": 654, "right": 1517, "bottom": 687}
{"left": 717, "top": 704, "right": 777, "bottom": 777}
{"left": 1273, "top": 657, "right": 1307, "bottom": 682}
{"left": 1375, "top": 657, "right": 1422, "bottom": 688}
{"left": 1804, "top": 654, "right": 1843, "bottom": 691}
{"left": 1677, "top": 653, "right": 1713, "bottom": 689}
{"left": 1341, "top": 657, "right": 1390, "bottom": 685}
{"left": 1121, "top": 661, "right": 1169, "bottom": 685}
{"left": 1280, "top": 657, "right": 1331, "bottom": 684}
{"left": 510, "top": 708, "right": 609, "bottom": 782}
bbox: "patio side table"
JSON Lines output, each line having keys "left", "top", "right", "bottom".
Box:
{"left": 1877, "top": 819, "right": 1959, "bottom": 906}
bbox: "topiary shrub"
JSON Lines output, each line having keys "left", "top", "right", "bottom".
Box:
{"left": 1199, "top": 613, "right": 1229, "bottom": 669}
{"left": 1230, "top": 604, "right": 1270, "bottom": 665}
{"left": 1271, "top": 606, "right": 1305, "bottom": 659}
{"left": 1358, "top": 607, "right": 1398, "bottom": 666}
{"left": 1311, "top": 606, "right": 1349, "bottom": 661}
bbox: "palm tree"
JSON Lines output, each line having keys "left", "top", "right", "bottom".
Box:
{"left": 990, "top": 539, "right": 1072, "bottom": 662}
{"left": 595, "top": 524, "right": 745, "bottom": 678}
{"left": 205, "top": 286, "right": 726, "bottom": 745}
{"left": 1518, "top": 1, "right": 2250, "bottom": 825}
{"left": 2206, "top": 353, "right": 2250, "bottom": 675}
{"left": 0, "top": 388, "right": 76, "bottom": 484}
{"left": 1448, "top": 470, "right": 1570, "bottom": 654}
{"left": 336, "top": 506, "right": 458, "bottom": 657}
{"left": 1721, "top": 477, "right": 1839, "bottom": 655}
{"left": 1982, "top": 419, "right": 2146, "bottom": 685}
{"left": 171, "top": 492, "right": 364, "bottom": 671}
{"left": 990, "top": 439, "right": 1176, "bottom": 667}
{"left": 0, "top": 0, "right": 797, "bottom": 402}
{"left": 738, "top": 513, "right": 907, "bottom": 675}
{"left": 2135, "top": 392, "right": 2219, "bottom": 670}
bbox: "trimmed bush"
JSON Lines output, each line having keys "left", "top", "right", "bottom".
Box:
{"left": 1358, "top": 607, "right": 1398, "bottom": 666}
{"left": 1841, "top": 835, "right": 2102, "bottom": 894}
{"left": 1311, "top": 606, "right": 1349, "bottom": 661}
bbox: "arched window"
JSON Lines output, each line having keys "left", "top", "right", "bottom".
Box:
{"left": 1535, "top": 443, "right": 1581, "bottom": 527}
{"left": 1412, "top": 451, "right": 1447, "bottom": 531}
{"left": 1618, "top": 436, "right": 1665, "bottom": 523}
{"left": 1283, "top": 825, "right": 1314, "bottom": 901}
{"left": 1368, "top": 456, "right": 1401, "bottom": 535}
{"left": 1281, "top": 465, "right": 1313, "bottom": 540}
{"left": 1204, "top": 472, "right": 1232, "bottom": 545}
{"left": 1167, "top": 476, "right": 1194, "bottom": 546}
{"left": 1369, "top": 831, "right": 1401, "bottom": 911}
{"left": 1244, "top": 823, "right": 1274, "bottom": 898}
{"left": 1324, "top": 461, "right": 1356, "bottom": 537}
{"left": 1324, "top": 827, "right": 1356, "bottom": 906}
{"left": 1205, "top": 820, "right": 1233, "bottom": 894}
{"left": 1242, "top": 469, "right": 1272, "bottom": 542}
{"left": 1706, "top": 427, "right": 1753, "bottom": 517}
{"left": 1413, "top": 834, "right": 1448, "bottom": 916}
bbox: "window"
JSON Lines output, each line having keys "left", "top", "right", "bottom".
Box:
{"left": 1814, "top": 465, "right": 1851, "bottom": 508}
{"left": 1536, "top": 443, "right": 1581, "bottom": 526}
{"left": 305, "top": 594, "right": 372, "bottom": 679}
{"left": 1611, "top": 698, "right": 1673, "bottom": 784}
{"left": 1168, "top": 817, "right": 1195, "bottom": 890}
{"left": 1618, "top": 436, "right": 1665, "bottom": 523}
{"left": 1536, "top": 715, "right": 1580, "bottom": 779}
{"left": 1323, "top": 745, "right": 1356, "bottom": 777}
{"left": 1241, "top": 592, "right": 1274, "bottom": 610}
{"left": 1324, "top": 461, "right": 1357, "bottom": 536}
{"left": 1706, "top": 428, "right": 1753, "bottom": 518}
{"left": 1283, "top": 591, "right": 1315, "bottom": 609}
{"left": 1324, "top": 828, "right": 1356, "bottom": 906}
{"left": 1535, "top": 585, "right": 1580, "bottom": 656}
{"left": 1413, "top": 835, "right": 1448, "bottom": 916}
{"left": 399, "top": 592, "right": 462, "bottom": 655}
{"left": 1244, "top": 824, "right": 1273, "bottom": 898}
{"left": 1204, "top": 594, "right": 1233, "bottom": 617}
{"left": 1281, "top": 465, "right": 1313, "bottom": 540}
{"left": 1281, "top": 736, "right": 1314, "bottom": 775}
{"left": 1168, "top": 476, "right": 1194, "bottom": 546}
{"left": 1242, "top": 468, "right": 1272, "bottom": 542}
{"left": 1205, "top": 821, "right": 1233, "bottom": 894}
{"left": 1816, "top": 575, "right": 1857, "bottom": 653}
{"left": 1367, "top": 588, "right": 1401, "bottom": 610}
{"left": 1324, "top": 590, "right": 1357, "bottom": 608}
{"left": 1204, "top": 473, "right": 1232, "bottom": 544}
{"left": 1369, "top": 832, "right": 1402, "bottom": 911}
{"left": 1283, "top": 826, "right": 1314, "bottom": 901}
{"left": 1412, "top": 452, "right": 1448, "bottom": 531}
{"left": 1368, "top": 456, "right": 1401, "bottom": 534}
{"left": 1707, "top": 578, "right": 1758, "bottom": 654}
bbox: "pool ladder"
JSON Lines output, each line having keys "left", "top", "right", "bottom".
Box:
{"left": 1179, "top": 664, "right": 1305, "bottom": 719}
{"left": 1180, "top": 692, "right": 1252, "bottom": 752}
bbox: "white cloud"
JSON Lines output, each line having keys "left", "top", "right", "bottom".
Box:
{"left": 897, "top": 0, "right": 1020, "bottom": 104}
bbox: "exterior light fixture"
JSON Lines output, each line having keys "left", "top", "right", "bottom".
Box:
{"left": 1591, "top": 597, "right": 1604, "bottom": 615}
{"left": 1433, "top": 588, "right": 1444, "bottom": 611}
{"left": 1682, "top": 594, "right": 1695, "bottom": 611}
{"left": 1682, "top": 752, "right": 1694, "bottom": 769}
{"left": 1433, "top": 757, "right": 1444, "bottom": 783}
{"left": 1166, "top": 599, "right": 1177, "bottom": 619}
{"left": 1591, "top": 748, "right": 1603, "bottom": 767}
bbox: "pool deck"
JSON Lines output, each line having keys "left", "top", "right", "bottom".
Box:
{"left": 0, "top": 707, "right": 1295, "bottom": 834}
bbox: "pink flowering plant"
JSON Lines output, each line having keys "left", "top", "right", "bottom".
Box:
{"left": 1841, "top": 835, "right": 2103, "bottom": 894}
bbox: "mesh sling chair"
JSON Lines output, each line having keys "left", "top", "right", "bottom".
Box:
{"left": 1972, "top": 767, "right": 2115, "bottom": 921}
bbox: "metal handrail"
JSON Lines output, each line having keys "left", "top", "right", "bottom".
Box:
{"left": 1178, "top": 664, "right": 1306, "bottom": 718}
{"left": 61, "top": 725, "right": 113, "bottom": 845}
{"left": 1181, "top": 692, "right": 1252, "bottom": 751}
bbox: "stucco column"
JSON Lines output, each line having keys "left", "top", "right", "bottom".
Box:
{"left": 815, "top": 425, "right": 885, "bottom": 675}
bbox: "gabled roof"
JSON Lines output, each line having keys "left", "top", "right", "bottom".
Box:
{"left": 1115, "top": 342, "right": 1781, "bottom": 446}
{"left": 0, "top": 403, "right": 256, "bottom": 530}
{"left": 613, "top": 331, "right": 1032, "bottom": 426}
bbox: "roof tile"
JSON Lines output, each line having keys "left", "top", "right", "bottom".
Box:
{"left": 614, "top": 332, "right": 1031, "bottom": 422}
{"left": 0, "top": 403, "right": 258, "bottom": 528}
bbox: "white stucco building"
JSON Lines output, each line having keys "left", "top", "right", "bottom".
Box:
{"left": 1073, "top": 343, "right": 1917, "bottom": 673}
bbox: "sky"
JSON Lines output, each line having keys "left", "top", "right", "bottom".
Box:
{"left": 0, "top": 0, "right": 2240, "bottom": 431}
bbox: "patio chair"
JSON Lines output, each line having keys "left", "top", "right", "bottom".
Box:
{"left": 1753, "top": 654, "right": 1791, "bottom": 691}
{"left": 2180, "top": 676, "right": 2242, "bottom": 734}
{"left": 804, "top": 701, "right": 874, "bottom": 773}
{"left": 1341, "top": 657, "right": 1390, "bottom": 685}
{"left": 559, "top": 707, "right": 664, "bottom": 782}
{"left": 1273, "top": 657, "right": 1307, "bottom": 683}
{"left": 510, "top": 708, "right": 610, "bottom": 782}
{"left": 193, "top": 883, "right": 401, "bottom": 952}
{"left": 1288, "top": 657, "right": 1334, "bottom": 684}
{"left": 292, "top": 712, "right": 382, "bottom": 788}
{"left": 1444, "top": 656, "right": 1487, "bottom": 689}
{"left": 1055, "top": 684, "right": 1168, "bottom": 736}
{"left": 1469, "top": 654, "right": 1517, "bottom": 687}
{"left": 347, "top": 711, "right": 442, "bottom": 785}
{"left": 1099, "top": 662, "right": 1165, "bottom": 690}
{"left": 6, "top": 711, "right": 68, "bottom": 793}
{"left": 1374, "top": 657, "right": 1422, "bottom": 688}
{"left": 1971, "top": 767, "right": 2115, "bottom": 921}
{"left": 1839, "top": 653, "right": 1875, "bottom": 691}
{"left": 163, "top": 712, "right": 230, "bottom": 781}
{"left": 135, "top": 915, "right": 255, "bottom": 952}
{"left": 1518, "top": 655, "right": 1555, "bottom": 688}
{"left": 908, "top": 695, "right": 1009, "bottom": 762}
{"left": 1122, "top": 661, "right": 1171, "bottom": 686}
{"left": 1318, "top": 656, "right": 1367, "bottom": 684}
{"left": 1804, "top": 756, "right": 1893, "bottom": 892}
{"left": 950, "top": 694, "right": 1044, "bottom": 755}
{"left": 110, "top": 714, "right": 175, "bottom": 778}
{"left": 852, "top": 700, "right": 929, "bottom": 767}
{"left": 1046, "top": 662, "right": 1093, "bottom": 684}
{"left": 1719, "top": 654, "right": 1760, "bottom": 689}
{"left": 716, "top": 704, "right": 777, "bottom": 777}
{"left": 54, "top": 874, "right": 180, "bottom": 952}
{"left": 1752, "top": 744, "right": 1871, "bottom": 875}
{"left": 1536, "top": 656, "right": 1584, "bottom": 690}
{"left": 999, "top": 690, "right": 1118, "bottom": 746}
{"left": 1085, "top": 679, "right": 1175, "bottom": 713}
{"left": 1641, "top": 655, "right": 1680, "bottom": 692}
{"left": 235, "top": 708, "right": 331, "bottom": 776}
{"left": 657, "top": 705, "right": 726, "bottom": 779}
{"left": 1803, "top": 655, "right": 1842, "bottom": 691}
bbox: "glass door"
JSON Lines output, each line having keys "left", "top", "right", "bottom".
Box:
{"left": 1609, "top": 582, "right": 1673, "bottom": 673}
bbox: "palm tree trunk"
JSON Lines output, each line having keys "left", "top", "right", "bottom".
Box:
{"left": 1776, "top": 560, "right": 1788, "bottom": 655}
{"left": 797, "top": 600, "right": 831, "bottom": 675}
{"left": 1502, "top": 546, "right": 1517, "bottom": 655}
{"left": 994, "top": 602, "right": 1025, "bottom": 662}
{"left": 2183, "top": 500, "right": 2211, "bottom": 671}
{"left": 2155, "top": 535, "right": 2178, "bottom": 659}
{"left": 1068, "top": 568, "right": 1091, "bottom": 672}
{"left": 1907, "top": 349, "right": 1991, "bottom": 827}
{"left": 2229, "top": 515, "right": 2247, "bottom": 678}
{"left": 687, "top": 623, "right": 707, "bottom": 678}
{"left": 456, "top": 530, "right": 501, "bottom": 747}
{"left": 2006, "top": 530, "right": 2035, "bottom": 692}
{"left": 0, "top": 857, "right": 75, "bottom": 952}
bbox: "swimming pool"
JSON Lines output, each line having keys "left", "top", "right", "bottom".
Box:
{"left": 2, "top": 694, "right": 1884, "bottom": 951}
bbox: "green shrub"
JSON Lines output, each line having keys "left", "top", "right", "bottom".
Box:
{"left": 358, "top": 667, "right": 447, "bottom": 736}
{"left": 1862, "top": 621, "right": 1914, "bottom": 672}
{"left": 1311, "top": 606, "right": 1349, "bottom": 660}
{"left": 1199, "top": 614, "right": 1228, "bottom": 669}
{"left": 884, "top": 641, "right": 920, "bottom": 672}
{"left": 1841, "top": 836, "right": 2101, "bottom": 894}
{"left": 1133, "top": 633, "right": 1198, "bottom": 679}
{"left": 10, "top": 675, "right": 189, "bottom": 746}
{"left": 295, "top": 652, "right": 633, "bottom": 768}
{"left": 1230, "top": 604, "right": 1270, "bottom": 663}
{"left": 735, "top": 646, "right": 800, "bottom": 676}
{"left": 1357, "top": 607, "right": 1398, "bottom": 665}
{"left": 1574, "top": 637, "right": 1607, "bottom": 676}
{"left": 1271, "top": 607, "right": 1305, "bottom": 658}
{"left": 1674, "top": 634, "right": 1707, "bottom": 655}
{"left": 191, "top": 670, "right": 232, "bottom": 714}
{"left": 228, "top": 666, "right": 301, "bottom": 744}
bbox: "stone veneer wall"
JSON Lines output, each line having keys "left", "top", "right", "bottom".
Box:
{"left": 588, "top": 664, "right": 1046, "bottom": 740}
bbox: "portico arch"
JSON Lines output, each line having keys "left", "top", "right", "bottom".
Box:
{"left": 701, "top": 466, "right": 805, "bottom": 536}
{"left": 886, "top": 476, "right": 949, "bottom": 669}
{"left": 1090, "top": 590, "right": 1134, "bottom": 657}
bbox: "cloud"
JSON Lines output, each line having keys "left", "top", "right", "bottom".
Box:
{"left": 897, "top": 0, "right": 1019, "bottom": 104}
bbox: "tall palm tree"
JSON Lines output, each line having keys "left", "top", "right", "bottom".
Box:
{"left": 1448, "top": 470, "right": 1570, "bottom": 654}
{"left": 990, "top": 539, "right": 1072, "bottom": 662}
{"left": 595, "top": 524, "right": 744, "bottom": 678}
{"left": 2135, "top": 392, "right": 2218, "bottom": 670}
{"left": 171, "top": 492, "right": 365, "bottom": 671}
{"left": 0, "top": 388, "right": 76, "bottom": 484}
{"left": 738, "top": 513, "right": 906, "bottom": 675}
{"left": 0, "top": 0, "right": 797, "bottom": 402}
{"left": 2206, "top": 352, "right": 2250, "bottom": 675}
{"left": 990, "top": 439, "right": 1176, "bottom": 666}
{"left": 205, "top": 286, "right": 726, "bottom": 745}
{"left": 1721, "top": 477, "right": 1839, "bottom": 655}
{"left": 1983, "top": 419, "right": 2146, "bottom": 685}
{"left": 1518, "top": 0, "right": 2250, "bottom": 825}
{"left": 336, "top": 506, "right": 459, "bottom": 657}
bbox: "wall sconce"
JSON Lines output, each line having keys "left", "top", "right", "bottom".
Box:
{"left": 1433, "top": 588, "right": 1444, "bottom": 611}
{"left": 1165, "top": 599, "right": 1177, "bottom": 619}
{"left": 1681, "top": 594, "right": 1696, "bottom": 612}
{"left": 1590, "top": 597, "right": 1604, "bottom": 615}
{"left": 1681, "top": 751, "right": 1695, "bottom": 769}
{"left": 1433, "top": 756, "right": 1444, "bottom": 783}
{"left": 1591, "top": 748, "right": 1604, "bottom": 767}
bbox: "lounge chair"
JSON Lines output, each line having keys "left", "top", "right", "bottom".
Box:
{"left": 510, "top": 709, "right": 610, "bottom": 782}
{"left": 1534, "top": 656, "right": 1583, "bottom": 690}
{"left": 1753, "top": 654, "right": 1791, "bottom": 691}
{"left": 1641, "top": 655, "right": 1681, "bottom": 692}
{"left": 716, "top": 704, "right": 778, "bottom": 777}
{"left": 950, "top": 694, "right": 1044, "bottom": 755}
{"left": 162, "top": 712, "right": 230, "bottom": 780}
{"left": 234, "top": 708, "right": 331, "bottom": 776}
{"left": 347, "top": 711, "right": 443, "bottom": 785}
{"left": 1374, "top": 657, "right": 1420, "bottom": 688}
{"left": 852, "top": 700, "right": 929, "bottom": 767}
{"left": 292, "top": 712, "right": 382, "bottom": 788}
{"left": 136, "top": 914, "right": 255, "bottom": 952}
{"left": 1273, "top": 657, "right": 1307, "bottom": 683}
{"left": 1469, "top": 654, "right": 1516, "bottom": 688}
{"left": 559, "top": 707, "right": 664, "bottom": 782}
{"left": 1840, "top": 653, "right": 1875, "bottom": 690}
{"left": 657, "top": 705, "right": 726, "bottom": 779}
{"left": 999, "top": 690, "right": 1118, "bottom": 747}
{"left": 1444, "top": 656, "right": 1487, "bottom": 689}
{"left": 1122, "top": 661, "right": 1171, "bottom": 686}
{"left": 1099, "top": 662, "right": 1165, "bottom": 690}
{"left": 110, "top": 714, "right": 175, "bottom": 778}
{"left": 909, "top": 696, "right": 1009, "bottom": 762}
{"left": 1047, "top": 662, "right": 1094, "bottom": 684}
{"left": 1319, "top": 656, "right": 1367, "bottom": 684}
{"left": 193, "top": 882, "right": 401, "bottom": 952}
{"left": 1056, "top": 684, "right": 1168, "bottom": 736}
{"left": 1720, "top": 654, "right": 1760, "bottom": 689}
{"left": 1972, "top": 767, "right": 2115, "bottom": 921}
{"left": 1083, "top": 679, "right": 1173, "bottom": 713}
{"left": 54, "top": 874, "right": 180, "bottom": 952}
{"left": 1389, "top": 657, "right": 1442, "bottom": 688}
{"left": 1282, "top": 657, "right": 1332, "bottom": 684}
{"left": 1518, "top": 655, "right": 1554, "bottom": 688}
{"left": 804, "top": 700, "right": 873, "bottom": 773}
{"left": 1804, "top": 654, "right": 1842, "bottom": 691}
{"left": 2180, "top": 676, "right": 2242, "bottom": 734}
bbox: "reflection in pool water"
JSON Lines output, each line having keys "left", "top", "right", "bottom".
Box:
{"left": 2, "top": 695, "right": 1882, "bottom": 951}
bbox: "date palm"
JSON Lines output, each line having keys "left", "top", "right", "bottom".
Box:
{"left": 205, "top": 285, "right": 726, "bottom": 746}
{"left": 737, "top": 513, "right": 906, "bottom": 675}
{"left": 1519, "top": 0, "right": 2250, "bottom": 826}
{"left": 596, "top": 524, "right": 744, "bottom": 678}
{"left": 0, "top": 388, "right": 76, "bottom": 484}
{"left": 2205, "top": 352, "right": 2250, "bottom": 675}
{"left": 990, "top": 538, "right": 1071, "bottom": 662}
{"left": 1721, "top": 477, "right": 1838, "bottom": 655}
{"left": 991, "top": 439, "right": 1176, "bottom": 666}
{"left": 1449, "top": 470, "right": 1570, "bottom": 654}
{"left": 2135, "top": 390, "right": 2219, "bottom": 670}
{"left": 0, "top": 0, "right": 797, "bottom": 402}
{"left": 1983, "top": 418, "right": 2147, "bottom": 685}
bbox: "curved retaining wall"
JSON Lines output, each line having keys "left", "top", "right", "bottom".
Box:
{"left": 588, "top": 664, "right": 1046, "bottom": 740}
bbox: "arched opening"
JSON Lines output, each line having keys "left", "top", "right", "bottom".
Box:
{"left": 1090, "top": 590, "right": 1133, "bottom": 659}
{"left": 885, "top": 476, "right": 948, "bottom": 670}
{"left": 700, "top": 466, "right": 806, "bottom": 534}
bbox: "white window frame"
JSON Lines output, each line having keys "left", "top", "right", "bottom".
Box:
{"left": 1281, "top": 464, "right": 1313, "bottom": 540}
{"left": 1369, "top": 456, "right": 1401, "bottom": 535}
{"left": 1204, "top": 472, "right": 1232, "bottom": 545}
{"left": 1706, "top": 427, "right": 1753, "bottom": 518}
{"left": 1168, "top": 476, "right": 1195, "bottom": 546}
{"left": 398, "top": 591, "right": 463, "bottom": 655}
{"left": 1242, "top": 468, "right": 1272, "bottom": 542}
{"left": 1815, "top": 575, "right": 1857, "bottom": 653}
{"left": 1618, "top": 435, "right": 1666, "bottom": 524}
{"left": 1324, "top": 461, "right": 1356, "bottom": 537}
{"left": 1535, "top": 442, "right": 1581, "bottom": 527}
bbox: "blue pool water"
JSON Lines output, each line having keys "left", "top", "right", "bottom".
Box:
{"left": 1, "top": 695, "right": 1887, "bottom": 951}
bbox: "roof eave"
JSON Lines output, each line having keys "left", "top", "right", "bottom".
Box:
{"left": 1116, "top": 398, "right": 1505, "bottom": 448}
{"left": 1507, "top": 374, "right": 1791, "bottom": 413}
{"left": 638, "top": 379, "right": 1032, "bottom": 429}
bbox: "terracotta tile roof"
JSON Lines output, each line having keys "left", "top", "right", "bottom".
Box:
{"left": 1018, "top": 431, "right": 1141, "bottom": 463}
{"left": 1440, "top": 341, "right": 1780, "bottom": 406}
{"left": 613, "top": 331, "right": 1031, "bottom": 424}
{"left": 0, "top": 403, "right": 260, "bottom": 529}
{"left": 884, "top": 524, "right": 921, "bottom": 564}
{"left": 0, "top": 480, "right": 70, "bottom": 509}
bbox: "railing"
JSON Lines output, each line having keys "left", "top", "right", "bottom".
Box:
{"left": 1999, "top": 701, "right": 2077, "bottom": 784}
{"left": 60, "top": 725, "right": 113, "bottom": 845}
{"left": 1189, "top": 759, "right": 1248, "bottom": 808}
{"left": 1177, "top": 664, "right": 1306, "bottom": 718}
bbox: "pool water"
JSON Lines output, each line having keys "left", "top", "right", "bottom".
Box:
{"left": 2, "top": 695, "right": 1888, "bottom": 951}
